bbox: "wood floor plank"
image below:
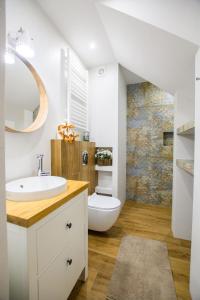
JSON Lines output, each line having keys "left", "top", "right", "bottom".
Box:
{"left": 70, "top": 201, "right": 191, "bottom": 300}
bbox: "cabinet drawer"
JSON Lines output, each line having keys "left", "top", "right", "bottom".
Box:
{"left": 37, "top": 193, "right": 86, "bottom": 274}
{"left": 38, "top": 243, "right": 85, "bottom": 300}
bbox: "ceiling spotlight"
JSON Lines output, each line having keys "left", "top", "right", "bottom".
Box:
{"left": 89, "top": 42, "right": 96, "bottom": 50}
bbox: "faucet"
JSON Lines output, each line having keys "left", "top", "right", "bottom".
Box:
{"left": 36, "top": 154, "right": 50, "bottom": 176}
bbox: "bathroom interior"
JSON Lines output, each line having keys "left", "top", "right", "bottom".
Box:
{"left": 0, "top": 0, "right": 200, "bottom": 300}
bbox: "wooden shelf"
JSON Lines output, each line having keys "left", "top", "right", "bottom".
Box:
{"left": 176, "top": 159, "right": 194, "bottom": 175}
{"left": 95, "top": 165, "right": 113, "bottom": 172}
{"left": 95, "top": 186, "right": 112, "bottom": 195}
{"left": 177, "top": 121, "right": 195, "bottom": 136}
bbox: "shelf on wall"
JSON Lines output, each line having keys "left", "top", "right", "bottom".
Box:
{"left": 95, "top": 186, "right": 112, "bottom": 195}
{"left": 95, "top": 165, "right": 113, "bottom": 172}
{"left": 176, "top": 159, "right": 194, "bottom": 176}
{"left": 177, "top": 121, "right": 195, "bottom": 136}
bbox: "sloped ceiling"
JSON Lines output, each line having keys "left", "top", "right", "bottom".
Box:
{"left": 100, "top": 0, "right": 200, "bottom": 46}
{"left": 121, "top": 67, "right": 145, "bottom": 85}
{"left": 37, "top": 0, "right": 115, "bottom": 68}
{"left": 37, "top": 0, "right": 199, "bottom": 92}
{"left": 96, "top": 3, "right": 197, "bottom": 94}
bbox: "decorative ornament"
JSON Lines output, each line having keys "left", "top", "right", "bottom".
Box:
{"left": 57, "top": 122, "right": 78, "bottom": 143}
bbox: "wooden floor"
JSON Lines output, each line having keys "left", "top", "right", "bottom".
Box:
{"left": 69, "top": 201, "right": 191, "bottom": 300}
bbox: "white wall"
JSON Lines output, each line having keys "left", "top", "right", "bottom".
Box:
{"left": 89, "top": 63, "right": 118, "bottom": 147}
{"left": 117, "top": 66, "right": 126, "bottom": 205}
{"left": 89, "top": 63, "right": 118, "bottom": 198}
{"left": 5, "top": 0, "right": 70, "bottom": 181}
{"left": 0, "top": 0, "right": 9, "bottom": 298}
{"left": 190, "top": 48, "right": 200, "bottom": 299}
{"left": 172, "top": 80, "right": 195, "bottom": 240}
{"left": 88, "top": 63, "right": 126, "bottom": 204}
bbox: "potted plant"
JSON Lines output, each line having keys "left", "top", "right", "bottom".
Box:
{"left": 95, "top": 149, "right": 112, "bottom": 166}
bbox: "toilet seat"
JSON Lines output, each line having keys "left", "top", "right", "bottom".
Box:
{"left": 88, "top": 193, "right": 121, "bottom": 210}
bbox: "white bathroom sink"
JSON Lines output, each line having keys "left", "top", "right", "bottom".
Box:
{"left": 6, "top": 176, "right": 67, "bottom": 201}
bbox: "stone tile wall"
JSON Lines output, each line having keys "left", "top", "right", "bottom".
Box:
{"left": 127, "top": 82, "right": 174, "bottom": 206}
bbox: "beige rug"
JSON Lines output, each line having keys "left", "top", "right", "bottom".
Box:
{"left": 106, "top": 236, "right": 177, "bottom": 300}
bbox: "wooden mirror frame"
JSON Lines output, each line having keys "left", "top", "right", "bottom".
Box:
{"left": 5, "top": 48, "right": 48, "bottom": 133}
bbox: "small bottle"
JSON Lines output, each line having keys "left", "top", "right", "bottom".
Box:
{"left": 83, "top": 131, "right": 90, "bottom": 142}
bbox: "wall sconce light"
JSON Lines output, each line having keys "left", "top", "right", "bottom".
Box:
{"left": 4, "top": 48, "right": 15, "bottom": 64}
{"left": 6, "top": 27, "right": 35, "bottom": 61}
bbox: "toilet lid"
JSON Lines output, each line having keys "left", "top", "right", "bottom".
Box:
{"left": 88, "top": 194, "right": 121, "bottom": 210}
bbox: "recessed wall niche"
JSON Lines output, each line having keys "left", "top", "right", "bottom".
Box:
{"left": 163, "top": 132, "right": 174, "bottom": 146}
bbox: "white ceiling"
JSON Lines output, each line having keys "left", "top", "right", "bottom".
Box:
{"left": 37, "top": 0, "right": 199, "bottom": 91}
{"left": 96, "top": 3, "right": 198, "bottom": 94}
{"left": 121, "top": 67, "right": 145, "bottom": 85}
{"left": 102, "top": 0, "right": 200, "bottom": 46}
{"left": 37, "top": 0, "right": 115, "bottom": 68}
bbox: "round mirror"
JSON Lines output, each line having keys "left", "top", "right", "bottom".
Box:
{"left": 5, "top": 49, "right": 48, "bottom": 133}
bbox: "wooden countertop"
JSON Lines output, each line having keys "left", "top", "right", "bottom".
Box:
{"left": 6, "top": 180, "right": 89, "bottom": 228}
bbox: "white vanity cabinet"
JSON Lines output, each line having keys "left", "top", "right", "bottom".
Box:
{"left": 7, "top": 190, "right": 88, "bottom": 300}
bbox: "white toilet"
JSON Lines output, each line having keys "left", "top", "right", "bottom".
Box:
{"left": 88, "top": 193, "right": 121, "bottom": 232}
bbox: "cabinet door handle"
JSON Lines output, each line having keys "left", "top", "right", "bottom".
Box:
{"left": 196, "top": 77, "right": 200, "bottom": 80}
{"left": 65, "top": 222, "right": 72, "bottom": 229}
{"left": 66, "top": 258, "right": 72, "bottom": 266}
